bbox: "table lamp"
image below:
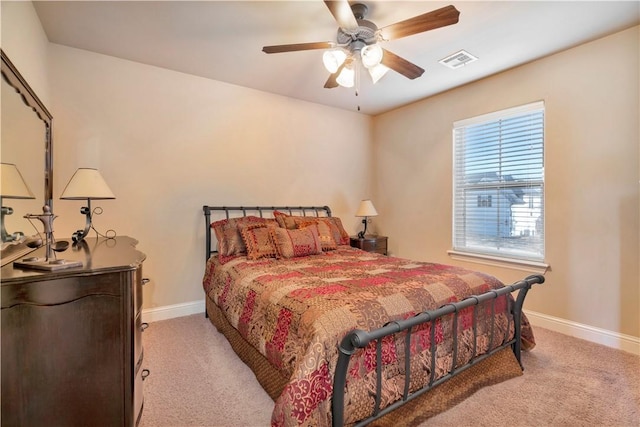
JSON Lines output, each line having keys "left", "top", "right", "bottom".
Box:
{"left": 60, "top": 168, "right": 115, "bottom": 242}
{"left": 1, "top": 163, "right": 35, "bottom": 242}
{"left": 355, "top": 199, "right": 378, "bottom": 239}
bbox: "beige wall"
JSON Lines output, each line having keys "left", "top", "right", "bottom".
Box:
{"left": 0, "top": 1, "right": 51, "bottom": 238}
{"left": 0, "top": 0, "right": 50, "bottom": 106}
{"left": 48, "top": 44, "right": 373, "bottom": 309}
{"left": 372, "top": 26, "right": 640, "bottom": 338}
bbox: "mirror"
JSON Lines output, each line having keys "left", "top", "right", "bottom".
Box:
{"left": 1, "top": 50, "right": 53, "bottom": 265}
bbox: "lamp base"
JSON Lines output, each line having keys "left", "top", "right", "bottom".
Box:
{"left": 72, "top": 202, "right": 93, "bottom": 243}
{"left": 357, "top": 217, "right": 368, "bottom": 239}
{"left": 1, "top": 206, "right": 24, "bottom": 243}
{"left": 14, "top": 257, "right": 82, "bottom": 271}
{"left": 72, "top": 229, "right": 89, "bottom": 243}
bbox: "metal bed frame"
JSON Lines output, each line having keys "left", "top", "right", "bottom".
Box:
{"left": 202, "top": 205, "right": 544, "bottom": 427}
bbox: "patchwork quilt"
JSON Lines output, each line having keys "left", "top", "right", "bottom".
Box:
{"left": 202, "top": 246, "right": 534, "bottom": 426}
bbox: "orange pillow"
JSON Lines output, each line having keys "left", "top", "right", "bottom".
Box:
{"left": 273, "top": 210, "right": 297, "bottom": 229}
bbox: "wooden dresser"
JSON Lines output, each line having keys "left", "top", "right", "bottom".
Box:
{"left": 1, "top": 236, "right": 148, "bottom": 427}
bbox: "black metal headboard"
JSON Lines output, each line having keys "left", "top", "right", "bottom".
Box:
{"left": 203, "top": 205, "right": 332, "bottom": 261}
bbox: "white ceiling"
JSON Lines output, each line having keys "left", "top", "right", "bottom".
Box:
{"left": 33, "top": 1, "right": 639, "bottom": 115}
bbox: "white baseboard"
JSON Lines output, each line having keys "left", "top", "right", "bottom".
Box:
{"left": 525, "top": 309, "right": 640, "bottom": 356}
{"left": 142, "top": 300, "right": 205, "bottom": 323}
{"left": 140, "top": 301, "right": 639, "bottom": 356}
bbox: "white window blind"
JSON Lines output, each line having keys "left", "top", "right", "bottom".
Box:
{"left": 453, "top": 101, "right": 545, "bottom": 262}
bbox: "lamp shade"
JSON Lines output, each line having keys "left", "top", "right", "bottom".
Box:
{"left": 60, "top": 168, "right": 115, "bottom": 200}
{"left": 1, "top": 163, "right": 35, "bottom": 199}
{"left": 323, "top": 49, "right": 347, "bottom": 73}
{"left": 361, "top": 44, "right": 383, "bottom": 68}
{"left": 368, "top": 63, "right": 390, "bottom": 84}
{"left": 355, "top": 199, "right": 378, "bottom": 217}
{"left": 336, "top": 64, "right": 355, "bottom": 88}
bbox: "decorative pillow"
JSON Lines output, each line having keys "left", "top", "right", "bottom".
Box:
{"left": 297, "top": 219, "right": 338, "bottom": 251}
{"left": 270, "top": 225, "right": 323, "bottom": 259}
{"left": 273, "top": 210, "right": 320, "bottom": 230}
{"left": 273, "top": 210, "right": 350, "bottom": 245}
{"left": 273, "top": 210, "right": 297, "bottom": 229}
{"left": 211, "top": 216, "right": 274, "bottom": 256}
{"left": 322, "top": 216, "right": 350, "bottom": 245}
{"left": 240, "top": 223, "right": 277, "bottom": 260}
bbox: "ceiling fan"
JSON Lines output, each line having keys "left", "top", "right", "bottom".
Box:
{"left": 262, "top": 1, "right": 460, "bottom": 89}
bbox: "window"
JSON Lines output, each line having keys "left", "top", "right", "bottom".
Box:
{"left": 452, "top": 101, "right": 544, "bottom": 263}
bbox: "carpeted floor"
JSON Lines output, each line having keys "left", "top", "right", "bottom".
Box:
{"left": 139, "top": 314, "right": 639, "bottom": 427}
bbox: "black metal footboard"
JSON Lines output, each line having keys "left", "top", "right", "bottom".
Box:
{"left": 332, "top": 274, "right": 545, "bottom": 427}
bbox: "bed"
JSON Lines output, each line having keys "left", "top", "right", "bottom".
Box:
{"left": 202, "top": 205, "right": 544, "bottom": 427}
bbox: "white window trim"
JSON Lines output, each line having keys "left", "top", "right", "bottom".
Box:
{"left": 452, "top": 101, "right": 546, "bottom": 264}
{"left": 453, "top": 101, "right": 545, "bottom": 128}
{"left": 447, "top": 250, "right": 549, "bottom": 274}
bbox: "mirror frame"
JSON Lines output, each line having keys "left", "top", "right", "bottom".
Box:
{"left": 1, "top": 49, "right": 53, "bottom": 209}
{"left": 1, "top": 50, "right": 53, "bottom": 267}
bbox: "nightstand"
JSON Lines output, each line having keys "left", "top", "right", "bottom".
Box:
{"left": 350, "top": 235, "right": 388, "bottom": 255}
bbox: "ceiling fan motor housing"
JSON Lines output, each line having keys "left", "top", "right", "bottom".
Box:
{"left": 337, "top": 20, "right": 378, "bottom": 49}
{"left": 337, "top": 3, "right": 378, "bottom": 50}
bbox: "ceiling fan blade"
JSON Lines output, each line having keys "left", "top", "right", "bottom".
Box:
{"left": 324, "top": 0, "right": 359, "bottom": 30}
{"left": 324, "top": 74, "right": 339, "bottom": 89}
{"left": 381, "top": 49, "right": 425, "bottom": 80}
{"left": 262, "top": 41, "right": 333, "bottom": 54}
{"left": 379, "top": 5, "right": 460, "bottom": 41}
{"left": 324, "top": 60, "right": 346, "bottom": 89}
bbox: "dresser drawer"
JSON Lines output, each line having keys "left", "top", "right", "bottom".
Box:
{"left": 1, "top": 273, "right": 121, "bottom": 308}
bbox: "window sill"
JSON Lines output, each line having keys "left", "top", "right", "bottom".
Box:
{"left": 447, "top": 250, "right": 549, "bottom": 274}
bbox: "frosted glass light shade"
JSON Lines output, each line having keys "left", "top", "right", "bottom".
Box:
{"left": 1, "top": 163, "right": 35, "bottom": 199}
{"left": 361, "top": 44, "right": 383, "bottom": 68}
{"left": 322, "top": 49, "right": 347, "bottom": 73}
{"left": 368, "top": 63, "right": 390, "bottom": 84}
{"left": 355, "top": 199, "right": 378, "bottom": 217}
{"left": 336, "top": 65, "right": 355, "bottom": 88}
{"left": 60, "top": 168, "right": 115, "bottom": 200}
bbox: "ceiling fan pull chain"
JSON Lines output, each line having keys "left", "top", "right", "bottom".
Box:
{"left": 355, "top": 60, "right": 360, "bottom": 97}
{"left": 355, "top": 61, "right": 361, "bottom": 111}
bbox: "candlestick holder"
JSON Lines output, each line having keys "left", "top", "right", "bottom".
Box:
{"left": 14, "top": 205, "right": 82, "bottom": 271}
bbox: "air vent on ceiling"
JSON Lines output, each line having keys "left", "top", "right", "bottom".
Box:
{"left": 439, "top": 50, "right": 478, "bottom": 69}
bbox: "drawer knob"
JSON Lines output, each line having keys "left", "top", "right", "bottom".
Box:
{"left": 141, "top": 322, "right": 149, "bottom": 332}
{"left": 141, "top": 369, "right": 150, "bottom": 380}
{"left": 141, "top": 278, "right": 150, "bottom": 285}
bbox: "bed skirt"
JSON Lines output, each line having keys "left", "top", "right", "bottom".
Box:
{"left": 205, "top": 295, "right": 523, "bottom": 426}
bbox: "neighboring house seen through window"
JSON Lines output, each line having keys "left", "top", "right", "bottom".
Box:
{"left": 452, "top": 101, "right": 545, "bottom": 263}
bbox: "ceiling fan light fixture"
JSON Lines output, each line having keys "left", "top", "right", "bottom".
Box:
{"left": 264, "top": 3, "right": 462, "bottom": 94}
{"left": 361, "top": 44, "right": 383, "bottom": 68}
{"left": 323, "top": 49, "right": 347, "bottom": 73}
{"left": 336, "top": 64, "right": 355, "bottom": 88}
{"left": 368, "top": 63, "right": 390, "bottom": 84}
